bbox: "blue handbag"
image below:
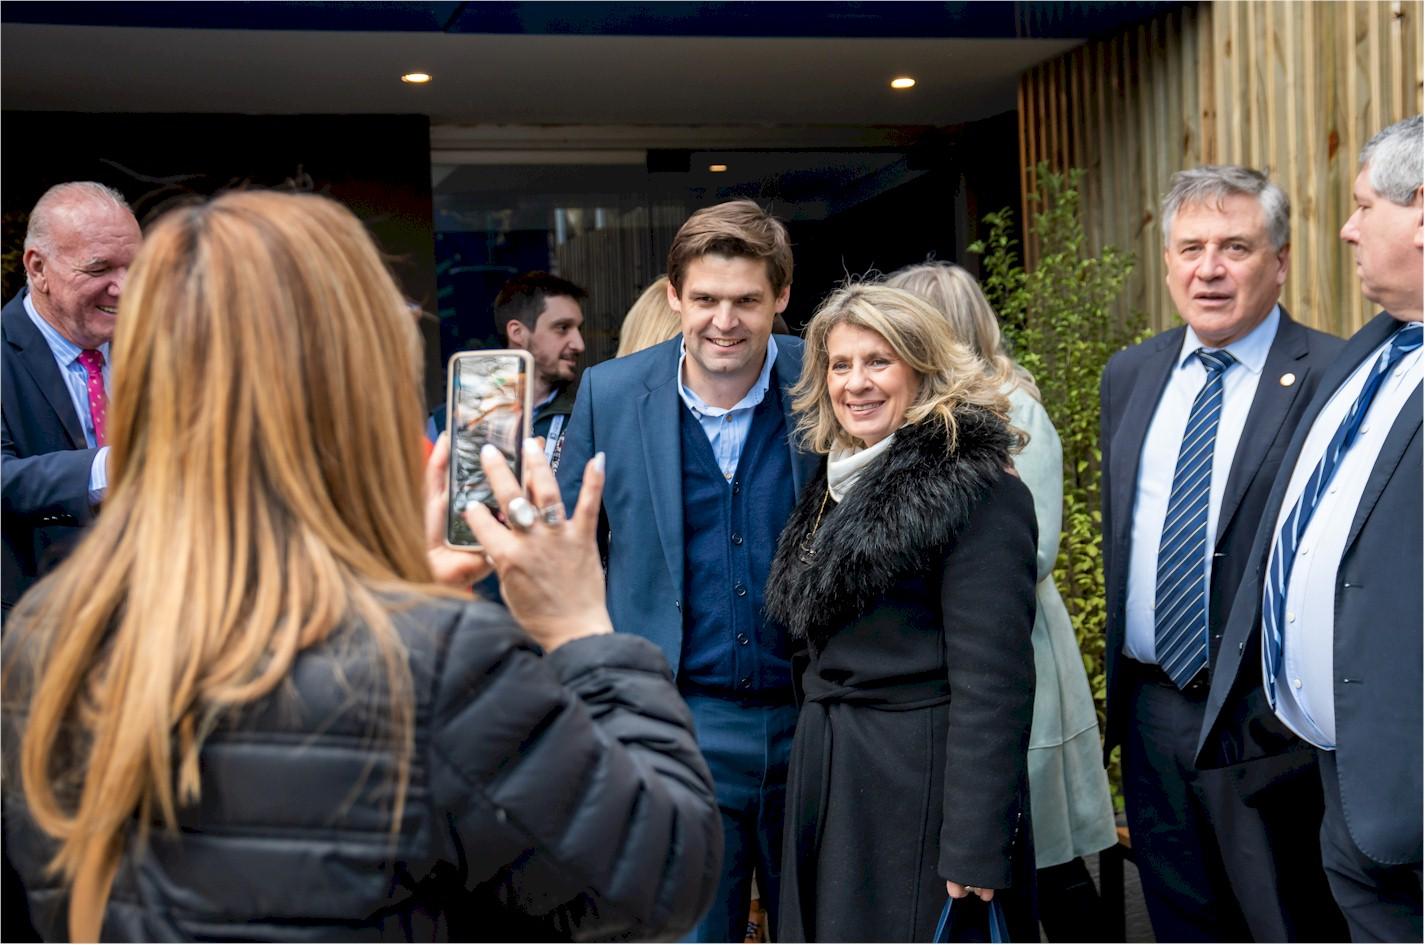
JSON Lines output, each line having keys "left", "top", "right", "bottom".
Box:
{"left": 931, "top": 894, "right": 1011, "bottom": 943}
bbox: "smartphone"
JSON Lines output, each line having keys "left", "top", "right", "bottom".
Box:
{"left": 445, "top": 349, "right": 534, "bottom": 549}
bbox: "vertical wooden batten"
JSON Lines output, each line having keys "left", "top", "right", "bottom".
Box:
{"left": 1014, "top": 0, "right": 1423, "bottom": 336}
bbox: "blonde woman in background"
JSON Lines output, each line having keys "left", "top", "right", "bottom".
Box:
{"left": 615, "top": 276, "right": 681, "bottom": 357}
{"left": 1, "top": 191, "right": 720, "bottom": 943}
{"left": 886, "top": 261, "right": 1118, "bottom": 942}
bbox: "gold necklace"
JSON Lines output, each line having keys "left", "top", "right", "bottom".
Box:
{"left": 797, "top": 488, "right": 832, "bottom": 565}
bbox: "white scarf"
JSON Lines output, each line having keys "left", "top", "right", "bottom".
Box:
{"left": 826, "top": 432, "right": 897, "bottom": 502}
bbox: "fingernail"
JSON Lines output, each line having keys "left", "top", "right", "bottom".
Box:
{"left": 593, "top": 452, "right": 606, "bottom": 473}
{"left": 480, "top": 443, "right": 501, "bottom": 459}
{"left": 524, "top": 437, "right": 540, "bottom": 453}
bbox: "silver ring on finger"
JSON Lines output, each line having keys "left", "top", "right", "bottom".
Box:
{"left": 507, "top": 496, "right": 537, "bottom": 532}
{"left": 539, "top": 503, "right": 566, "bottom": 527}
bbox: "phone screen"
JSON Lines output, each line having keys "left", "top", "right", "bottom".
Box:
{"left": 446, "top": 350, "right": 532, "bottom": 548}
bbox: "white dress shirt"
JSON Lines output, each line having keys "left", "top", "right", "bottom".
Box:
{"left": 1269, "top": 330, "right": 1423, "bottom": 749}
{"left": 1124, "top": 306, "right": 1280, "bottom": 664}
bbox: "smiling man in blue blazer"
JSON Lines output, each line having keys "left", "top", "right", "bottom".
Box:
{"left": 558, "top": 200, "right": 816, "bottom": 941}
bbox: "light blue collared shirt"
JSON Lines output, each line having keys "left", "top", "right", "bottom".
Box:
{"left": 23, "top": 293, "right": 110, "bottom": 503}
{"left": 1124, "top": 305, "right": 1280, "bottom": 664}
{"left": 677, "top": 336, "right": 779, "bottom": 482}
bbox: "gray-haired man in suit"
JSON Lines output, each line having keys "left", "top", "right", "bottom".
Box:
{"left": 1199, "top": 114, "right": 1424, "bottom": 942}
{"left": 1, "top": 180, "right": 140, "bottom": 943}
{"left": 2, "top": 181, "right": 140, "bottom": 613}
{"left": 1100, "top": 165, "right": 1345, "bottom": 941}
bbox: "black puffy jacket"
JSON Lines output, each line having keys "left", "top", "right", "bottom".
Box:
{"left": 2, "top": 595, "right": 722, "bottom": 941}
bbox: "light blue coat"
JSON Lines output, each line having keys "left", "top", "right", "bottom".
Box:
{"left": 1008, "top": 385, "right": 1118, "bottom": 867}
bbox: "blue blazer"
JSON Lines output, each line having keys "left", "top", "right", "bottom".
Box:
{"left": 1196, "top": 312, "right": 1423, "bottom": 866}
{"left": 556, "top": 335, "right": 819, "bottom": 675}
{"left": 1, "top": 291, "right": 100, "bottom": 611}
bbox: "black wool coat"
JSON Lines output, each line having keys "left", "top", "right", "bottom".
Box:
{"left": 765, "top": 411, "right": 1039, "bottom": 943}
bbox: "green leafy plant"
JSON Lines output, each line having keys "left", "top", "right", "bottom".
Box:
{"left": 971, "top": 164, "right": 1147, "bottom": 810}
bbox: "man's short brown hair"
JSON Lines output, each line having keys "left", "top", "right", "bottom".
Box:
{"left": 666, "top": 199, "right": 793, "bottom": 295}
{"left": 493, "top": 271, "right": 587, "bottom": 344}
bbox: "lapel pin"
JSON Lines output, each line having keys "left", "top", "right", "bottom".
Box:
{"left": 1279, "top": 372, "right": 1297, "bottom": 387}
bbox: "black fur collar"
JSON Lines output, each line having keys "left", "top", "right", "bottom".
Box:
{"left": 765, "top": 408, "right": 1014, "bottom": 648}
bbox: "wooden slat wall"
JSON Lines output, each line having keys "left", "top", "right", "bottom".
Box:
{"left": 554, "top": 202, "right": 685, "bottom": 366}
{"left": 1018, "top": 0, "right": 1424, "bottom": 336}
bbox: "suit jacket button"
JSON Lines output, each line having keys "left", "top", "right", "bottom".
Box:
{"left": 1238, "top": 641, "right": 1246, "bottom": 654}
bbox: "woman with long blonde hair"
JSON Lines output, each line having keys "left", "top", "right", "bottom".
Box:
{"left": 2, "top": 191, "right": 719, "bottom": 942}
{"left": 765, "top": 282, "right": 1038, "bottom": 941}
{"left": 886, "top": 262, "right": 1118, "bottom": 941}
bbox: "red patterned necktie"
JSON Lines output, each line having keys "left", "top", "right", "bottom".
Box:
{"left": 77, "top": 348, "right": 108, "bottom": 446}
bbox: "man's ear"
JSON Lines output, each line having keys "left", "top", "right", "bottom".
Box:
{"left": 774, "top": 283, "right": 791, "bottom": 314}
{"left": 22, "top": 248, "right": 46, "bottom": 293}
{"left": 1414, "top": 187, "right": 1423, "bottom": 250}
{"left": 665, "top": 280, "right": 683, "bottom": 314}
{"left": 505, "top": 319, "right": 528, "bottom": 348}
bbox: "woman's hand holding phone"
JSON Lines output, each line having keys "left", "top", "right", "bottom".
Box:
{"left": 424, "top": 432, "right": 496, "bottom": 588}
{"left": 465, "top": 438, "right": 614, "bottom": 652}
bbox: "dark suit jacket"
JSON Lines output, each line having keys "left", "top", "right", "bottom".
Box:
{"left": 1, "top": 291, "right": 101, "bottom": 611}
{"left": 555, "top": 335, "right": 818, "bottom": 676}
{"left": 1099, "top": 309, "right": 1343, "bottom": 760}
{"left": 1197, "top": 311, "right": 1422, "bottom": 867}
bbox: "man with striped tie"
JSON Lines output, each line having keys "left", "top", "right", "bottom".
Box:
{"left": 1199, "top": 115, "right": 1424, "bottom": 942}
{"left": 1100, "top": 165, "right": 1345, "bottom": 941}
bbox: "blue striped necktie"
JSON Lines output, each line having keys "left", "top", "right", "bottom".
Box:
{"left": 1155, "top": 348, "right": 1237, "bottom": 689}
{"left": 1261, "top": 321, "right": 1423, "bottom": 707}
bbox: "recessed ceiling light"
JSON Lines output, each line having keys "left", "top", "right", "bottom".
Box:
{"left": 709, "top": 163, "right": 729, "bottom": 173}
{"left": 890, "top": 76, "right": 916, "bottom": 90}
{"left": 401, "top": 72, "right": 432, "bottom": 84}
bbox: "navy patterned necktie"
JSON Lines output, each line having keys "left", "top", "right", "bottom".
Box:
{"left": 1261, "top": 321, "right": 1423, "bottom": 706}
{"left": 1155, "top": 348, "right": 1237, "bottom": 688}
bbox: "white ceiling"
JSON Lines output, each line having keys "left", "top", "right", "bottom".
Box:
{"left": 1, "top": 23, "right": 1079, "bottom": 130}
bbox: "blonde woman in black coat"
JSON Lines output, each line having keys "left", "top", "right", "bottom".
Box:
{"left": 766, "top": 283, "right": 1038, "bottom": 942}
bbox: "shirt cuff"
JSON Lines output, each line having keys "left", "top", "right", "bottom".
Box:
{"left": 88, "top": 446, "right": 109, "bottom": 505}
